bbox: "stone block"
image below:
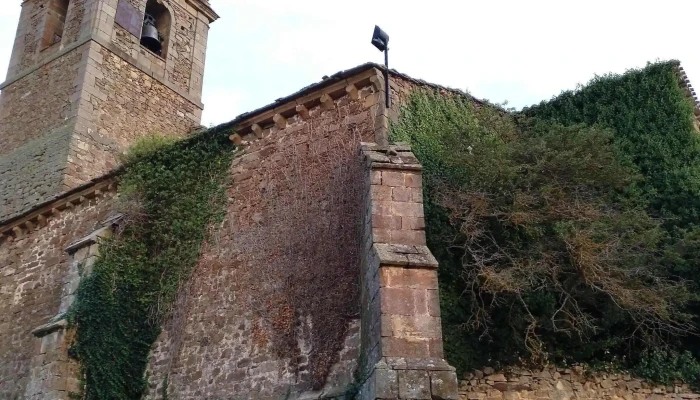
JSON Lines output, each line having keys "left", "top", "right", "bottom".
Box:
{"left": 380, "top": 287, "right": 417, "bottom": 316}
{"left": 398, "top": 370, "right": 431, "bottom": 399}
{"left": 380, "top": 267, "right": 438, "bottom": 290}
{"left": 427, "top": 289, "right": 441, "bottom": 316}
{"left": 382, "top": 171, "right": 405, "bottom": 187}
{"left": 382, "top": 337, "right": 431, "bottom": 358}
{"left": 391, "top": 230, "right": 426, "bottom": 246}
{"left": 375, "top": 366, "right": 399, "bottom": 398}
{"left": 391, "top": 202, "right": 424, "bottom": 218}
{"left": 405, "top": 173, "right": 422, "bottom": 188}
{"left": 431, "top": 370, "right": 460, "bottom": 400}
{"left": 392, "top": 187, "right": 411, "bottom": 202}
{"left": 372, "top": 215, "right": 402, "bottom": 231}
{"left": 372, "top": 185, "right": 393, "bottom": 201}
{"left": 389, "top": 315, "right": 442, "bottom": 339}
{"left": 372, "top": 200, "right": 393, "bottom": 217}
{"left": 401, "top": 217, "right": 425, "bottom": 231}
{"left": 371, "top": 170, "right": 382, "bottom": 185}
{"left": 411, "top": 188, "right": 424, "bottom": 203}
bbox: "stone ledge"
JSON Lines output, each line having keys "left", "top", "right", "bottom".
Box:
{"left": 362, "top": 142, "right": 423, "bottom": 171}
{"left": 64, "top": 214, "right": 121, "bottom": 253}
{"left": 0, "top": 178, "right": 116, "bottom": 242}
{"left": 368, "top": 358, "right": 459, "bottom": 400}
{"left": 31, "top": 316, "right": 67, "bottom": 338}
{"left": 373, "top": 243, "right": 438, "bottom": 269}
{"left": 382, "top": 357, "right": 456, "bottom": 372}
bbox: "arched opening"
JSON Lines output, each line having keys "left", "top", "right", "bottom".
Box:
{"left": 141, "top": 0, "right": 171, "bottom": 58}
{"left": 41, "top": 0, "right": 70, "bottom": 49}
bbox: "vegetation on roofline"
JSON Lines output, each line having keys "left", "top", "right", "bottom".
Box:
{"left": 68, "top": 128, "right": 235, "bottom": 399}
{"left": 390, "top": 60, "right": 700, "bottom": 387}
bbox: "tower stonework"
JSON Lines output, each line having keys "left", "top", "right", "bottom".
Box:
{"left": 0, "top": 0, "right": 218, "bottom": 222}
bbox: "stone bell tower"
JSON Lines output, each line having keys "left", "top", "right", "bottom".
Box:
{"left": 0, "top": 0, "right": 218, "bottom": 222}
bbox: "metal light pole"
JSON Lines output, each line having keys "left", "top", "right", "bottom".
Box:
{"left": 371, "top": 25, "right": 390, "bottom": 108}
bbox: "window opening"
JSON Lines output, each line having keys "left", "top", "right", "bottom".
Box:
{"left": 141, "top": 0, "right": 171, "bottom": 58}
{"left": 41, "top": 0, "right": 70, "bottom": 49}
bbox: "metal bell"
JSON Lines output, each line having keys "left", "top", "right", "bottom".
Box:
{"left": 141, "top": 14, "right": 162, "bottom": 54}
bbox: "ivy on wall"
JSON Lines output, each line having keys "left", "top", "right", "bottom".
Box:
{"left": 390, "top": 60, "right": 700, "bottom": 387}
{"left": 68, "top": 128, "right": 235, "bottom": 399}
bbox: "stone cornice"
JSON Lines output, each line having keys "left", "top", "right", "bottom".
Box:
{"left": 0, "top": 177, "right": 117, "bottom": 243}
{"left": 185, "top": 0, "right": 219, "bottom": 23}
{"left": 228, "top": 67, "right": 383, "bottom": 144}
{"left": 0, "top": 36, "right": 92, "bottom": 90}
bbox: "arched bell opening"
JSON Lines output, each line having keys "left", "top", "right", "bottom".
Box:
{"left": 41, "top": 0, "right": 70, "bottom": 49}
{"left": 141, "top": 0, "right": 171, "bottom": 58}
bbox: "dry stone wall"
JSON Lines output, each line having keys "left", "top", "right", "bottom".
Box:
{"left": 0, "top": 194, "right": 114, "bottom": 399}
{"left": 459, "top": 366, "right": 700, "bottom": 400}
{"left": 145, "top": 85, "right": 378, "bottom": 400}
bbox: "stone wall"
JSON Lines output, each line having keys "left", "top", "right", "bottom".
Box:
{"left": 0, "top": 65, "right": 463, "bottom": 398}
{"left": 0, "top": 42, "right": 89, "bottom": 221}
{"left": 4, "top": 0, "right": 92, "bottom": 79}
{"left": 459, "top": 366, "right": 700, "bottom": 400}
{"left": 144, "top": 83, "right": 378, "bottom": 400}
{"left": 0, "top": 0, "right": 209, "bottom": 221}
{"left": 0, "top": 44, "right": 85, "bottom": 156}
{"left": 0, "top": 125, "right": 73, "bottom": 226}
{"left": 64, "top": 41, "right": 201, "bottom": 190}
{"left": 5, "top": 0, "right": 52, "bottom": 78}
{"left": 106, "top": 0, "right": 210, "bottom": 100}
{"left": 0, "top": 194, "right": 115, "bottom": 400}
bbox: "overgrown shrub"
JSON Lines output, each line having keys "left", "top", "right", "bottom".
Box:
{"left": 390, "top": 62, "right": 700, "bottom": 386}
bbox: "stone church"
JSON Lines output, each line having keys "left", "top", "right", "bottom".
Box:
{"left": 0, "top": 0, "right": 462, "bottom": 399}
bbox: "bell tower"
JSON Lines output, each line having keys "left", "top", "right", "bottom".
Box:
{"left": 0, "top": 0, "right": 218, "bottom": 221}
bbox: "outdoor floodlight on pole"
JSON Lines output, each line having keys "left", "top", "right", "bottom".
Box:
{"left": 371, "top": 25, "right": 390, "bottom": 108}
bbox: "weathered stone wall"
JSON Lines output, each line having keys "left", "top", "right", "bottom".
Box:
{"left": 354, "top": 144, "right": 458, "bottom": 400}
{"left": 0, "top": 41, "right": 89, "bottom": 221}
{"left": 144, "top": 85, "right": 378, "bottom": 400}
{"left": 4, "top": 0, "right": 93, "bottom": 79}
{"left": 459, "top": 366, "right": 700, "bottom": 400}
{"left": 0, "top": 194, "right": 114, "bottom": 400}
{"left": 0, "top": 44, "right": 85, "bottom": 156}
{"left": 0, "top": 63, "right": 463, "bottom": 398}
{"left": 0, "top": 125, "right": 73, "bottom": 225}
{"left": 0, "top": 0, "right": 210, "bottom": 221}
{"left": 106, "top": 0, "right": 210, "bottom": 100}
{"left": 63, "top": 41, "right": 201, "bottom": 190}
{"left": 5, "top": 0, "right": 48, "bottom": 78}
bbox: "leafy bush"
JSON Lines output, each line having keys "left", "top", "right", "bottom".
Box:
{"left": 390, "top": 62, "right": 700, "bottom": 384}
{"left": 634, "top": 348, "right": 700, "bottom": 386}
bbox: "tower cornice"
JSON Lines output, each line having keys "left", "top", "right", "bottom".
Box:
{"left": 186, "top": 0, "right": 219, "bottom": 23}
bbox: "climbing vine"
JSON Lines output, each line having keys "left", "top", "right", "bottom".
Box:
{"left": 68, "top": 127, "right": 235, "bottom": 399}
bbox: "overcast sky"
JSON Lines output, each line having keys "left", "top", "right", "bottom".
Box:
{"left": 1, "top": 0, "right": 699, "bottom": 126}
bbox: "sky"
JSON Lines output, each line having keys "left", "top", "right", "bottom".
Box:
{"left": 1, "top": 0, "right": 699, "bottom": 126}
